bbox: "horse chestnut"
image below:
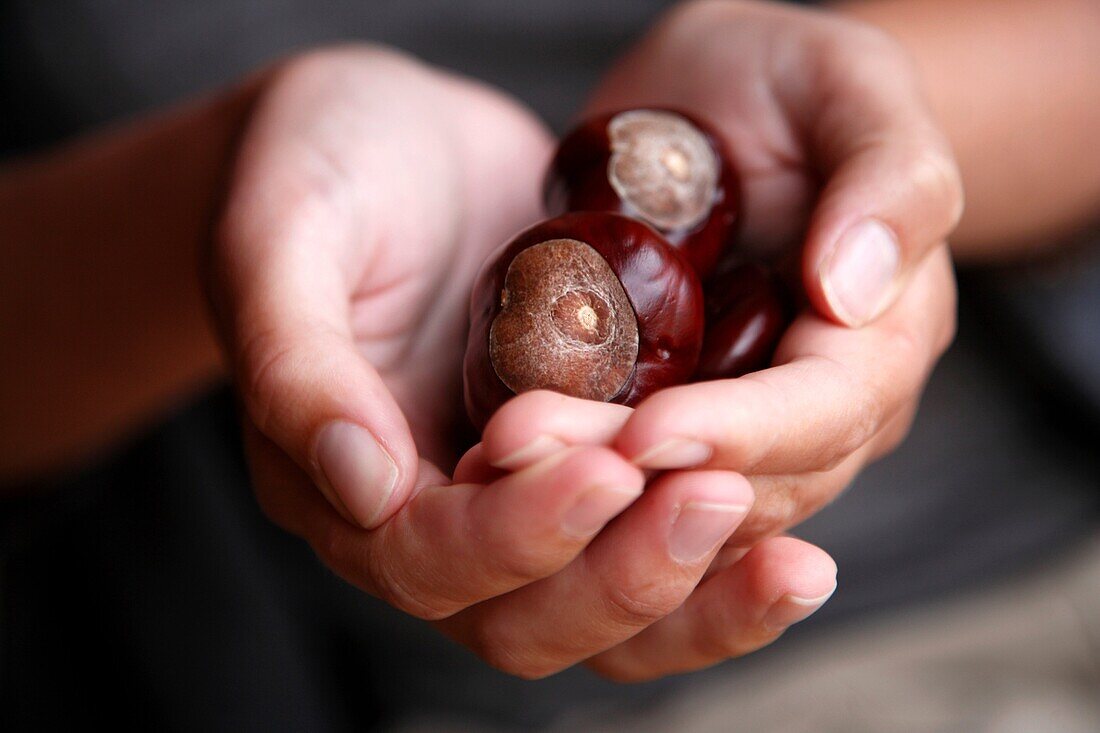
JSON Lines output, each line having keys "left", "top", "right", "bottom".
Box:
{"left": 544, "top": 109, "right": 739, "bottom": 278}
{"left": 696, "top": 262, "right": 790, "bottom": 381}
{"left": 464, "top": 212, "right": 704, "bottom": 430}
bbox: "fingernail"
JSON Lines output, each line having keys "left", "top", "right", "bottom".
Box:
{"left": 821, "top": 219, "right": 899, "bottom": 326}
{"left": 562, "top": 484, "right": 643, "bottom": 539}
{"left": 669, "top": 501, "right": 749, "bottom": 563}
{"left": 632, "top": 439, "right": 713, "bottom": 470}
{"left": 493, "top": 435, "right": 568, "bottom": 470}
{"left": 762, "top": 585, "right": 837, "bottom": 631}
{"left": 315, "top": 421, "right": 399, "bottom": 529}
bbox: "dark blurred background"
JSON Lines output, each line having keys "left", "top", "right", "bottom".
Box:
{"left": 2, "top": 1, "right": 1098, "bottom": 731}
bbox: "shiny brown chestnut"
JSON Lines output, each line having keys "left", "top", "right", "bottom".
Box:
{"left": 544, "top": 108, "right": 739, "bottom": 278}
{"left": 696, "top": 262, "right": 791, "bottom": 382}
{"left": 464, "top": 212, "right": 704, "bottom": 430}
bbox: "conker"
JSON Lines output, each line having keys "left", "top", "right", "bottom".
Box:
{"left": 464, "top": 212, "right": 704, "bottom": 430}
{"left": 696, "top": 262, "right": 790, "bottom": 381}
{"left": 544, "top": 108, "right": 739, "bottom": 278}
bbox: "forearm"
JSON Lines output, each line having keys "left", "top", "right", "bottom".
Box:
{"left": 832, "top": 0, "right": 1100, "bottom": 260}
{"left": 0, "top": 76, "right": 264, "bottom": 481}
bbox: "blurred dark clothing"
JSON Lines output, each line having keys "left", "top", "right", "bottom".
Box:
{"left": 2, "top": 1, "right": 1098, "bottom": 731}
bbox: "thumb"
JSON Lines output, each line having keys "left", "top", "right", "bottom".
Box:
{"left": 799, "top": 51, "right": 964, "bottom": 327}
{"left": 212, "top": 200, "right": 418, "bottom": 530}
{"left": 237, "top": 320, "right": 417, "bottom": 530}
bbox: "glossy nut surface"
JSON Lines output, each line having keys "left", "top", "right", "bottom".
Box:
{"left": 545, "top": 108, "right": 739, "bottom": 278}
{"left": 696, "top": 262, "right": 790, "bottom": 382}
{"left": 465, "top": 212, "right": 704, "bottom": 430}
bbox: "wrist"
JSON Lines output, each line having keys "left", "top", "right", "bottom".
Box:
{"left": 0, "top": 72, "right": 269, "bottom": 481}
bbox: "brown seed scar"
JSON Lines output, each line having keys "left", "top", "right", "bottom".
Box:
{"left": 489, "top": 239, "right": 640, "bottom": 401}
{"left": 607, "top": 109, "right": 719, "bottom": 231}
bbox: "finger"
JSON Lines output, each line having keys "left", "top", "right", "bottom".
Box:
{"left": 212, "top": 119, "right": 428, "bottom": 530}
{"left": 215, "top": 234, "right": 418, "bottom": 530}
{"left": 730, "top": 401, "right": 918, "bottom": 546}
{"left": 452, "top": 443, "right": 506, "bottom": 485}
{"left": 440, "top": 470, "right": 752, "bottom": 679}
{"left": 795, "top": 39, "right": 963, "bottom": 326}
{"left": 867, "top": 397, "right": 921, "bottom": 462}
{"left": 481, "top": 391, "right": 633, "bottom": 470}
{"left": 313, "top": 447, "right": 645, "bottom": 620}
{"left": 243, "top": 415, "right": 434, "bottom": 544}
{"left": 735, "top": 441, "right": 871, "bottom": 547}
{"left": 616, "top": 247, "right": 954, "bottom": 475}
{"left": 587, "top": 537, "right": 836, "bottom": 682}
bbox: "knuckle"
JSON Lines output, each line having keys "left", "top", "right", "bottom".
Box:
{"left": 817, "top": 442, "right": 859, "bottom": 473}
{"left": 843, "top": 389, "right": 889, "bottom": 460}
{"left": 487, "top": 539, "right": 562, "bottom": 585}
{"left": 237, "top": 329, "right": 298, "bottom": 435}
{"left": 733, "top": 480, "right": 799, "bottom": 544}
{"left": 880, "top": 327, "right": 933, "bottom": 401}
{"left": 877, "top": 421, "right": 910, "bottom": 458}
{"left": 886, "top": 325, "right": 925, "bottom": 368}
{"left": 466, "top": 622, "right": 556, "bottom": 680}
{"left": 308, "top": 525, "right": 397, "bottom": 606}
{"left": 819, "top": 357, "right": 883, "bottom": 464}
{"left": 602, "top": 580, "right": 683, "bottom": 629}
{"left": 874, "top": 407, "right": 918, "bottom": 459}
{"left": 692, "top": 625, "right": 767, "bottom": 663}
{"left": 364, "top": 537, "right": 458, "bottom": 621}
{"left": 827, "top": 410, "right": 874, "bottom": 470}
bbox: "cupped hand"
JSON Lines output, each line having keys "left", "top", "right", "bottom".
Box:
{"left": 476, "top": 0, "right": 963, "bottom": 675}
{"left": 484, "top": 245, "right": 953, "bottom": 547}
{"left": 592, "top": 0, "right": 963, "bottom": 327}
{"left": 208, "top": 46, "right": 834, "bottom": 682}
{"left": 210, "top": 46, "right": 556, "bottom": 520}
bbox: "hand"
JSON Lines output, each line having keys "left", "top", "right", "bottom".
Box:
{"left": 208, "top": 46, "right": 835, "bottom": 681}
{"left": 592, "top": 0, "right": 963, "bottom": 328}
{"left": 474, "top": 0, "right": 961, "bottom": 675}
{"left": 571, "top": 0, "right": 959, "bottom": 539}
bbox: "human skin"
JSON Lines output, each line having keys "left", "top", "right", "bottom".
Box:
{"left": 476, "top": 3, "right": 964, "bottom": 679}
{"left": 487, "top": 1, "right": 961, "bottom": 501}
{"left": 207, "top": 48, "right": 840, "bottom": 680}
{"left": 0, "top": 45, "right": 836, "bottom": 680}
{"left": 1, "top": 0, "right": 1099, "bottom": 681}
{"left": 836, "top": 0, "right": 1100, "bottom": 258}
{"left": 0, "top": 78, "right": 261, "bottom": 479}
{"left": 461, "top": 0, "right": 1098, "bottom": 679}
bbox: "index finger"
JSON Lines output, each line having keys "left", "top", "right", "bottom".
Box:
{"left": 615, "top": 246, "right": 955, "bottom": 475}
{"left": 793, "top": 36, "right": 964, "bottom": 327}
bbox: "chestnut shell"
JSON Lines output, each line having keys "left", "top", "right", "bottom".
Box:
{"left": 544, "top": 108, "right": 739, "bottom": 278}
{"left": 464, "top": 212, "right": 704, "bottom": 430}
{"left": 696, "top": 262, "right": 791, "bottom": 381}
